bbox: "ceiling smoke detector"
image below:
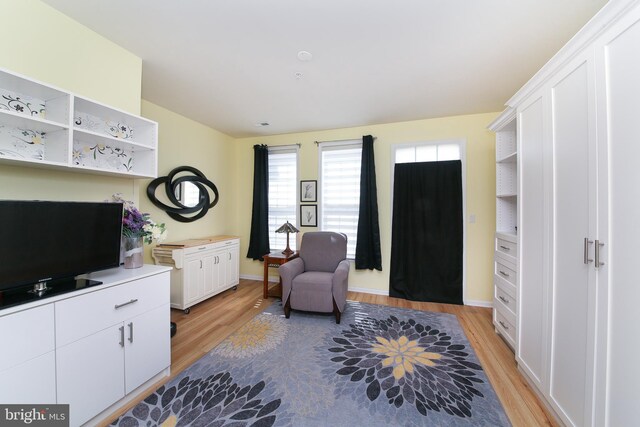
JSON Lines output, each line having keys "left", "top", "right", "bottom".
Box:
{"left": 297, "top": 51, "right": 313, "bottom": 62}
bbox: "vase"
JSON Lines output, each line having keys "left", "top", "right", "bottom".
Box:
{"left": 123, "top": 236, "right": 144, "bottom": 269}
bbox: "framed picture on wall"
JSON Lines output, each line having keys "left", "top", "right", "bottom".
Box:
{"left": 300, "top": 204, "right": 317, "bottom": 227}
{"left": 300, "top": 180, "right": 317, "bottom": 202}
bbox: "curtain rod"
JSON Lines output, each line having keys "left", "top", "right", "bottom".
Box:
{"left": 267, "top": 143, "right": 301, "bottom": 149}
{"left": 314, "top": 137, "right": 376, "bottom": 145}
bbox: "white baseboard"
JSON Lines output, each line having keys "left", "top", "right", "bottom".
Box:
{"left": 347, "top": 286, "right": 389, "bottom": 296}
{"left": 464, "top": 299, "right": 493, "bottom": 308}
{"left": 240, "top": 275, "right": 493, "bottom": 308}
{"left": 240, "top": 274, "right": 278, "bottom": 283}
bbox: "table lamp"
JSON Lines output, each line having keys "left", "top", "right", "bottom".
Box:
{"left": 275, "top": 221, "right": 299, "bottom": 256}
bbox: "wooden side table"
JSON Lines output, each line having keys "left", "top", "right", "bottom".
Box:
{"left": 262, "top": 251, "right": 299, "bottom": 299}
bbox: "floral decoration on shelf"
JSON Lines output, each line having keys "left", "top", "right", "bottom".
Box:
{"left": 110, "top": 193, "right": 167, "bottom": 244}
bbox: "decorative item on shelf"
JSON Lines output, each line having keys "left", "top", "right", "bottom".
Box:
{"left": 111, "top": 193, "right": 167, "bottom": 268}
{"left": 300, "top": 180, "right": 317, "bottom": 202}
{"left": 275, "top": 221, "right": 299, "bottom": 256}
{"left": 146, "top": 166, "right": 219, "bottom": 223}
{"left": 122, "top": 235, "right": 144, "bottom": 269}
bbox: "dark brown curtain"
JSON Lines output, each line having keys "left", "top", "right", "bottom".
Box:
{"left": 389, "top": 160, "right": 463, "bottom": 304}
{"left": 246, "top": 144, "right": 270, "bottom": 260}
{"left": 355, "top": 135, "right": 382, "bottom": 270}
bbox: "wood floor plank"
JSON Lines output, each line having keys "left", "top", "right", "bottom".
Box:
{"left": 100, "top": 279, "right": 557, "bottom": 426}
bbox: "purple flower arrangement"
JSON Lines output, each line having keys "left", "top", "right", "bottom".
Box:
{"left": 111, "top": 193, "right": 167, "bottom": 244}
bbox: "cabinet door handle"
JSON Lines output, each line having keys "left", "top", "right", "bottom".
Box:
{"left": 499, "top": 245, "right": 510, "bottom": 251}
{"left": 119, "top": 325, "right": 125, "bottom": 347}
{"left": 499, "top": 270, "right": 510, "bottom": 278}
{"left": 228, "top": 252, "right": 231, "bottom": 260}
{"left": 595, "top": 240, "right": 605, "bottom": 268}
{"left": 499, "top": 295, "right": 510, "bottom": 304}
{"left": 584, "top": 238, "right": 594, "bottom": 264}
{"left": 128, "top": 322, "right": 134, "bottom": 343}
{"left": 499, "top": 321, "right": 509, "bottom": 330}
{"left": 115, "top": 299, "right": 138, "bottom": 309}
{"left": 200, "top": 260, "right": 203, "bottom": 269}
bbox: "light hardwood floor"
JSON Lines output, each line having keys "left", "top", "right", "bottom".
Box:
{"left": 102, "top": 279, "right": 558, "bottom": 426}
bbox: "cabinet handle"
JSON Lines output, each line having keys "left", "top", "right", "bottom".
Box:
{"left": 228, "top": 252, "right": 231, "bottom": 260}
{"left": 198, "top": 246, "right": 207, "bottom": 250}
{"left": 499, "top": 270, "right": 510, "bottom": 278}
{"left": 499, "top": 245, "right": 511, "bottom": 251}
{"left": 499, "top": 295, "right": 510, "bottom": 304}
{"left": 128, "top": 322, "right": 134, "bottom": 343}
{"left": 115, "top": 299, "right": 138, "bottom": 309}
{"left": 595, "top": 240, "right": 605, "bottom": 268}
{"left": 584, "top": 238, "right": 594, "bottom": 264}
{"left": 119, "top": 326, "right": 125, "bottom": 347}
{"left": 499, "top": 321, "right": 509, "bottom": 330}
{"left": 200, "top": 260, "right": 203, "bottom": 269}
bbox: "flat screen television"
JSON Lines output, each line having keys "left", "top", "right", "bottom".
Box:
{"left": 0, "top": 201, "right": 123, "bottom": 301}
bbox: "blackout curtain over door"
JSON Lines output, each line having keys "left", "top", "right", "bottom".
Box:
{"left": 390, "top": 160, "right": 463, "bottom": 304}
{"left": 355, "top": 135, "right": 382, "bottom": 270}
{"left": 246, "top": 144, "right": 270, "bottom": 260}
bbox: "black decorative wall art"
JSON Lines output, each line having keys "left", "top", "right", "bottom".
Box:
{"left": 147, "top": 166, "right": 219, "bottom": 223}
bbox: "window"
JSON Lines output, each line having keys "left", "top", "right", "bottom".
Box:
{"left": 319, "top": 141, "right": 362, "bottom": 258}
{"left": 268, "top": 147, "right": 298, "bottom": 251}
{"left": 394, "top": 142, "right": 461, "bottom": 164}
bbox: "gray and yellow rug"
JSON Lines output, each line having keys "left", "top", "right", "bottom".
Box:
{"left": 112, "top": 301, "right": 510, "bottom": 426}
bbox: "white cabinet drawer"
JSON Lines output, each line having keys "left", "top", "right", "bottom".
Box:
{"left": 495, "top": 282, "right": 517, "bottom": 316}
{"left": 495, "top": 237, "right": 517, "bottom": 264}
{"left": 56, "top": 272, "right": 170, "bottom": 347}
{"left": 494, "top": 308, "right": 516, "bottom": 347}
{"left": 0, "top": 304, "right": 54, "bottom": 370}
{"left": 495, "top": 259, "right": 516, "bottom": 287}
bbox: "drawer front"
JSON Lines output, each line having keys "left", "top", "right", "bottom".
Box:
{"left": 494, "top": 308, "right": 516, "bottom": 346}
{"left": 495, "top": 283, "right": 517, "bottom": 316}
{"left": 56, "top": 272, "right": 170, "bottom": 347}
{"left": 495, "top": 238, "right": 517, "bottom": 264}
{"left": 495, "top": 260, "right": 516, "bottom": 287}
{"left": 0, "top": 304, "right": 55, "bottom": 370}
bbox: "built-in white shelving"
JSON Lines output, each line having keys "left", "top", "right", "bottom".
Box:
{"left": 0, "top": 67, "right": 157, "bottom": 178}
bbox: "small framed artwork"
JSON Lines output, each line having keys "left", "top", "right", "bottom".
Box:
{"left": 300, "top": 204, "right": 318, "bottom": 227}
{"left": 300, "top": 180, "right": 317, "bottom": 202}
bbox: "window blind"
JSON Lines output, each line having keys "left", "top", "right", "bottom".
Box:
{"left": 268, "top": 149, "right": 298, "bottom": 251}
{"left": 320, "top": 142, "right": 362, "bottom": 258}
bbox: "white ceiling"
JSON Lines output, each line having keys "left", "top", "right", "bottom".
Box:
{"left": 42, "top": 0, "right": 607, "bottom": 138}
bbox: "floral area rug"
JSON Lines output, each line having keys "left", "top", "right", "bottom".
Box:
{"left": 112, "top": 301, "right": 510, "bottom": 427}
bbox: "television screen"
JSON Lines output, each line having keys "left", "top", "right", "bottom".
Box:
{"left": 0, "top": 201, "right": 123, "bottom": 292}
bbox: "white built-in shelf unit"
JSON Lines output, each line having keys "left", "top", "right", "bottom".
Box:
{"left": 491, "top": 111, "right": 517, "bottom": 238}
{"left": 0, "top": 67, "right": 157, "bottom": 178}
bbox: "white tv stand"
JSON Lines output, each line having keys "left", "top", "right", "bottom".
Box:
{"left": 0, "top": 265, "right": 172, "bottom": 427}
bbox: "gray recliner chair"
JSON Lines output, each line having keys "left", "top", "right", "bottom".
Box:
{"left": 279, "top": 232, "right": 349, "bottom": 323}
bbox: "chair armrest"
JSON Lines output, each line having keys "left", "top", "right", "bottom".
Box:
{"left": 279, "top": 258, "right": 305, "bottom": 304}
{"left": 332, "top": 260, "right": 350, "bottom": 312}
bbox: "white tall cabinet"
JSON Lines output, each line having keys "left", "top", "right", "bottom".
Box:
{"left": 491, "top": 1, "right": 640, "bottom": 425}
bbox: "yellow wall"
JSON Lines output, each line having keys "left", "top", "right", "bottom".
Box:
{"left": 0, "top": 1, "right": 499, "bottom": 304}
{"left": 234, "top": 112, "right": 498, "bottom": 303}
{"left": 0, "top": 0, "right": 143, "bottom": 204}
{"left": 138, "top": 101, "right": 236, "bottom": 262}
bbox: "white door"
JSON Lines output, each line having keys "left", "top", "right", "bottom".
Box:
{"left": 0, "top": 352, "right": 56, "bottom": 404}
{"left": 225, "top": 245, "right": 239, "bottom": 287}
{"left": 517, "top": 92, "right": 550, "bottom": 391}
{"left": 184, "top": 255, "right": 204, "bottom": 303}
{"left": 549, "top": 56, "right": 596, "bottom": 427}
{"left": 599, "top": 8, "right": 640, "bottom": 425}
{"left": 56, "top": 324, "right": 125, "bottom": 426}
{"left": 203, "top": 252, "right": 216, "bottom": 295}
{"left": 124, "top": 304, "right": 171, "bottom": 393}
